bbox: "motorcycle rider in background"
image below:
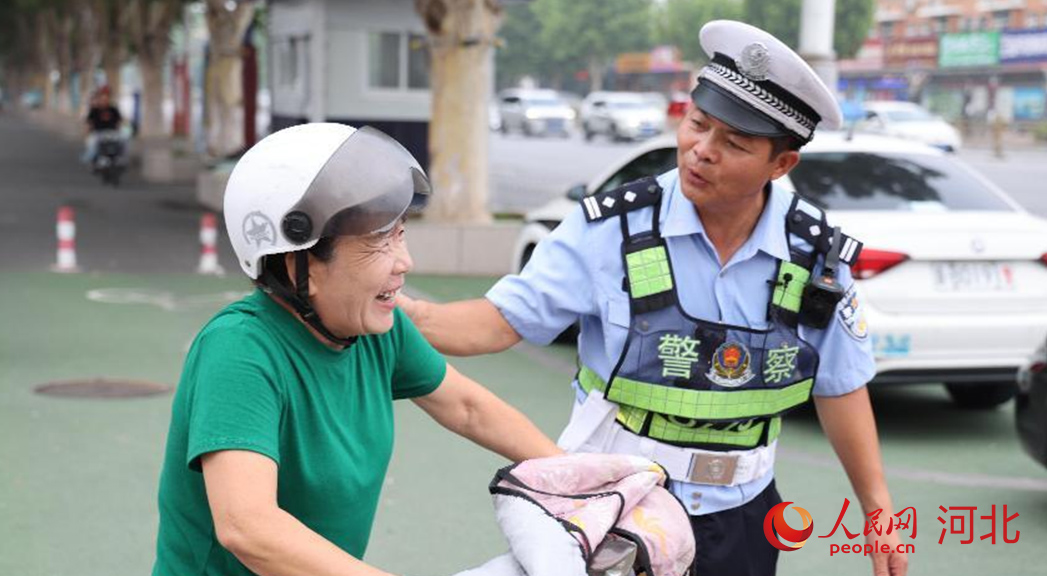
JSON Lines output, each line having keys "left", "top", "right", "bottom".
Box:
{"left": 82, "top": 86, "right": 123, "bottom": 167}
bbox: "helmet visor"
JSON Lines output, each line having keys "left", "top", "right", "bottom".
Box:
{"left": 285, "top": 126, "right": 431, "bottom": 243}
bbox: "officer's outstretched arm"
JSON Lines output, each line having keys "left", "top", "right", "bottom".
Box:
{"left": 398, "top": 294, "right": 522, "bottom": 356}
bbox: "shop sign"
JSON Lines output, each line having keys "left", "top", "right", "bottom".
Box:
{"left": 939, "top": 32, "right": 1000, "bottom": 67}
{"left": 885, "top": 37, "right": 938, "bottom": 69}
{"left": 615, "top": 52, "right": 650, "bottom": 74}
{"left": 1000, "top": 29, "right": 1047, "bottom": 64}
{"left": 649, "top": 45, "right": 684, "bottom": 73}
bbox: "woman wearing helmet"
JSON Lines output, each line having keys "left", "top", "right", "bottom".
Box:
{"left": 151, "top": 124, "right": 560, "bottom": 576}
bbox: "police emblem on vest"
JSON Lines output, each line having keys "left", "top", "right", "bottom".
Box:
{"left": 578, "top": 177, "right": 863, "bottom": 452}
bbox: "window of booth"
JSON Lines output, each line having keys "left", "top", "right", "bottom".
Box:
{"left": 368, "top": 31, "right": 430, "bottom": 91}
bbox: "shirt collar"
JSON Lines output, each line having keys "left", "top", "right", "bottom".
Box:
{"left": 660, "top": 169, "right": 791, "bottom": 262}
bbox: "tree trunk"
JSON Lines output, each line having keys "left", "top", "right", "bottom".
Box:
{"left": 139, "top": 54, "right": 166, "bottom": 138}
{"left": 416, "top": 0, "right": 501, "bottom": 224}
{"left": 97, "top": 0, "right": 127, "bottom": 99}
{"left": 128, "top": 0, "right": 180, "bottom": 139}
{"left": 203, "top": 0, "right": 256, "bottom": 157}
{"left": 103, "top": 60, "right": 123, "bottom": 99}
{"left": 37, "top": 13, "right": 58, "bottom": 111}
{"left": 55, "top": 12, "right": 76, "bottom": 115}
{"left": 588, "top": 56, "right": 605, "bottom": 93}
{"left": 73, "top": 2, "right": 100, "bottom": 117}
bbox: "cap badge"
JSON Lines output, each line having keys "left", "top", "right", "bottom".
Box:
{"left": 738, "top": 42, "right": 770, "bottom": 81}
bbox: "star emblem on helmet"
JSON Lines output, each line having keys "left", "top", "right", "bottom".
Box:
{"left": 242, "top": 211, "right": 277, "bottom": 248}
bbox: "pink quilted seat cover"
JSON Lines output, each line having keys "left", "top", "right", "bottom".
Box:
{"left": 492, "top": 453, "right": 694, "bottom": 576}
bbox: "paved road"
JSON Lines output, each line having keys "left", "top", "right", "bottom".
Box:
{"left": 0, "top": 113, "right": 238, "bottom": 274}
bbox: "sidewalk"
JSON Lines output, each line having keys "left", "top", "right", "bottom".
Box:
{"left": 960, "top": 126, "right": 1045, "bottom": 152}
{"left": 0, "top": 112, "right": 237, "bottom": 275}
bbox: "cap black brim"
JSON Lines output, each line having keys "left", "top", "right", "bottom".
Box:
{"left": 691, "top": 81, "right": 790, "bottom": 138}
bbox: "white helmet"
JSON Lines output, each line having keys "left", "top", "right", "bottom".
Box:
{"left": 224, "top": 123, "right": 430, "bottom": 279}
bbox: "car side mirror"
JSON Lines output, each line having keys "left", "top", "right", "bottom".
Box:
{"left": 566, "top": 183, "right": 587, "bottom": 201}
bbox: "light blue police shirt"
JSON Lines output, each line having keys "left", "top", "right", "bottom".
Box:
{"left": 486, "top": 168, "right": 876, "bottom": 515}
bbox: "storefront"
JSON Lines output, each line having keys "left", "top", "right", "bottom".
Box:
{"left": 838, "top": 39, "right": 908, "bottom": 103}
{"left": 999, "top": 29, "right": 1047, "bottom": 122}
{"left": 924, "top": 30, "right": 1047, "bottom": 124}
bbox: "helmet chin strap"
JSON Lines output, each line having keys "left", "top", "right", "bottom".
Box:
{"left": 270, "top": 252, "right": 358, "bottom": 349}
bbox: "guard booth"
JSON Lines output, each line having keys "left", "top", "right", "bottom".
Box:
{"left": 269, "top": 0, "right": 431, "bottom": 168}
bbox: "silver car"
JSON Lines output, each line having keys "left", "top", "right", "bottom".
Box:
{"left": 497, "top": 89, "right": 575, "bottom": 138}
{"left": 580, "top": 91, "right": 667, "bottom": 142}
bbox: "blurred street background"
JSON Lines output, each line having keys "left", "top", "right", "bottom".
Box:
{"left": 3, "top": 0, "right": 1047, "bottom": 575}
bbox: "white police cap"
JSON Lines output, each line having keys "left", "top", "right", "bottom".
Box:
{"left": 692, "top": 20, "right": 842, "bottom": 143}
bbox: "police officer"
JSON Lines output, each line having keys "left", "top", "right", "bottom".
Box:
{"left": 400, "top": 21, "right": 907, "bottom": 576}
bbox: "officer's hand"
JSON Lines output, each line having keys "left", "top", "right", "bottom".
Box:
{"left": 396, "top": 292, "right": 424, "bottom": 323}
{"left": 867, "top": 529, "right": 908, "bottom": 576}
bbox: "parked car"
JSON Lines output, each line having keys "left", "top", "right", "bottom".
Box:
{"left": 1016, "top": 338, "right": 1047, "bottom": 469}
{"left": 580, "top": 91, "right": 667, "bottom": 142}
{"left": 665, "top": 91, "right": 690, "bottom": 131}
{"left": 512, "top": 132, "right": 1047, "bottom": 408}
{"left": 488, "top": 101, "right": 502, "bottom": 132}
{"left": 853, "top": 100, "right": 962, "bottom": 152}
{"left": 497, "top": 88, "right": 574, "bottom": 137}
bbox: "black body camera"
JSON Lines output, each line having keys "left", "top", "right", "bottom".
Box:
{"left": 798, "top": 226, "right": 846, "bottom": 329}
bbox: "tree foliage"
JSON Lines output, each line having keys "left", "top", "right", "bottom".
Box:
{"left": 535, "top": 0, "right": 654, "bottom": 90}
{"left": 497, "top": 0, "right": 657, "bottom": 90}
{"left": 495, "top": 2, "right": 553, "bottom": 88}
{"left": 743, "top": 0, "right": 875, "bottom": 59}
{"left": 655, "top": 0, "right": 744, "bottom": 64}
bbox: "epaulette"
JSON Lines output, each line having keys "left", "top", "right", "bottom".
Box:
{"left": 786, "top": 196, "right": 863, "bottom": 266}
{"left": 580, "top": 177, "right": 662, "bottom": 223}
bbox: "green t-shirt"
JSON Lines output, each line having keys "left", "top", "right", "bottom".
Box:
{"left": 152, "top": 290, "right": 446, "bottom": 576}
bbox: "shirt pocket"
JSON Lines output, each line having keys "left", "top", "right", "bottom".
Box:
{"left": 602, "top": 297, "right": 632, "bottom": 362}
{"left": 607, "top": 297, "right": 631, "bottom": 328}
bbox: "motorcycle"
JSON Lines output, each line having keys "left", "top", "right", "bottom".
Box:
{"left": 91, "top": 130, "right": 127, "bottom": 186}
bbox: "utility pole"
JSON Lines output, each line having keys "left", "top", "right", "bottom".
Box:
{"left": 799, "top": 0, "right": 837, "bottom": 94}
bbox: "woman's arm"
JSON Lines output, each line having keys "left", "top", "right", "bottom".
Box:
{"left": 201, "top": 450, "right": 396, "bottom": 576}
{"left": 412, "top": 363, "right": 562, "bottom": 462}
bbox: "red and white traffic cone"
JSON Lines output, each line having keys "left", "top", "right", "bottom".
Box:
{"left": 52, "top": 206, "right": 80, "bottom": 273}
{"left": 197, "top": 212, "right": 224, "bottom": 275}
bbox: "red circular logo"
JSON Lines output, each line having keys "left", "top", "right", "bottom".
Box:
{"left": 763, "top": 501, "right": 814, "bottom": 552}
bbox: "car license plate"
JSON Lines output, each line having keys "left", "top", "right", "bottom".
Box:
{"left": 933, "top": 262, "right": 1014, "bottom": 292}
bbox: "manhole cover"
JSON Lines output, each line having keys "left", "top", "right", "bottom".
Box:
{"left": 34, "top": 378, "right": 172, "bottom": 399}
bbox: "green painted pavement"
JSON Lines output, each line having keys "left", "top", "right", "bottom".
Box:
{"left": 1, "top": 271, "right": 1044, "bottom": 576}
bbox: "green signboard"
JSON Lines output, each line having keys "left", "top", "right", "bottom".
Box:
{"left": 939, "top": 32, "right": 1000, "bottom": 67}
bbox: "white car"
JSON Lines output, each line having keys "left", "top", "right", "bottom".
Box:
{"left": 854, "top": 100, "right": 962, "bottom": 152}
{"left": 512, "top": 132, "right": 1047, "bottom": 408}
{"left": 580, "top": 91, "right": 667, "bottom": 142}
{"left": 497, "top": 88, "right": 575, "bottom": 138}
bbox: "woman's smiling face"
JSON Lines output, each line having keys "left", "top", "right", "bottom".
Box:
{"left": 305, "top": 220, "right": 413, "bottom": 338}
